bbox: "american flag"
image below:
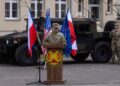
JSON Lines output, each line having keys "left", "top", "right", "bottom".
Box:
{"left": 42, "top": 8, "right": 51, "bottom": 39}
{"left": 45, "top": 8, "right": 51, "bottom": 32}
{"left": 41, "top": 8, "right": 51, "bottom": 54}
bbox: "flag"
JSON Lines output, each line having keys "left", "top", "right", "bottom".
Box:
{"left": 28, "top": 10, "right": 37, "bottom": 57}
{"left": 67, "top": 9, "right": 77, "bottom": 56}
{"left": 45, "top": 8, "right": 51, "bottom": 36}
{"left": 61, "top": 11, "right": 72, "bottom": 56}
{"left": 41, "top": 8, "right": 51, "bottom": 54}
{"left": 61, "top": 9, "right": 77, "bottom": 56}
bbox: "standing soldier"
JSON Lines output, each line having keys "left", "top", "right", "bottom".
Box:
{"left": 43, "top": 23, "right": 66, "bottom": 84}
{"left": 110, "top": 22, "right": 120, "bottom": 64}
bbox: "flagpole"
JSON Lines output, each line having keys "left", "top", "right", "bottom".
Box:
{"left": 36, "top": 32, "right": 42, "bottom": 83}
{"left": 24, "top": 0, "right": 43, "bottom": 85}
{"left": 24, "top": 0, "right": 42, "bottom": 45}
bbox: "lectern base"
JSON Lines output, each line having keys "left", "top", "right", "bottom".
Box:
{"left": 44, "top": 80, "right": 65, "bottom": 85}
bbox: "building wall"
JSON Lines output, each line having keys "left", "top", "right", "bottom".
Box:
{"left": 0, "top": 0, "right": 28, "bottom": 35}
{"left": 44, "top": 0, "right": 55, "bottom": 18}
{"left": 0, "top": 0, "right": 120, "bottom": 35}
{"left": 71, "top": 0, "right": 88, "bottom": 18}
{"left": 71, "top": 0, "right": 78, "bottom": 17}
{"left": 0, "top": 0, "right": 58, "bottom": 36}
{"left": 101, "top": 0, "right": 118, "bottom": 28}
{"left": 73, "top": 0, "right": 120, "bottom": 29}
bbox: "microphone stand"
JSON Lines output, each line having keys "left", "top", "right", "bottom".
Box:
{"left": 26, "top": 32, "right": 43, "bottom": 85}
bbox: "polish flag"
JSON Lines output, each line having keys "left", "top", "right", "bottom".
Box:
{"left": 28, "top": 10, "right": 37, "bottom": 57}
{"left": 67, "top": 9, "right": 78, "bottom": 56}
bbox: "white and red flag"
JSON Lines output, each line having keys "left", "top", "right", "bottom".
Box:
{"left": 67, "top": 9, "right": 78, "bottom": 56}
{"left": 28, "top": 10, "right": 37, "bottom": 57}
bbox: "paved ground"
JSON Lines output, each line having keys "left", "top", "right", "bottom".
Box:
{"left": 0, "top": 58, "right": 120, "bottom": 86}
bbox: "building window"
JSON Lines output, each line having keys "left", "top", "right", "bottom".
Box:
{"left": 55, "top": 0, "right": 67, "bottom": 18}
{"left": 78, "top": 0, "right": 83, "bottom": 16}
{"left": 89, "top": 0, "right": 100, "bottom": 4}
{"left": 5, "top": 0, "right": 19, "bottom": 20}
{"left": 31, "top": 0, "right": 43, "bottom": 18}
{"left": 89, "top": 0, "right": 100, "bottom": 20}
{"left": 107, "top": 0, "right": 112, "bottom": 14}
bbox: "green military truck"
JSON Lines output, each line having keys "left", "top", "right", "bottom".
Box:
{"left": 0, "top": 17, "right": 113, "bottom": 66}
{"left": 52, "top": 18, "right": 112, "bottom": 63}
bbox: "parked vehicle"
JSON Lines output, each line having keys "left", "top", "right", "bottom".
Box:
{"left": 0, "top": 17, "right": 113, "bottom": 65}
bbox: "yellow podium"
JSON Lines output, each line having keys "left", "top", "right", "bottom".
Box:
{"left": 44, "top": 44, "right": 65, "bottom": 85}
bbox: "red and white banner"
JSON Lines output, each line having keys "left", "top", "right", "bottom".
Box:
{"left": 67, "top": 9, "right": 77, "bottom": 56}
{"left": 28, "top": 10, "right": 37, "bottom": 57}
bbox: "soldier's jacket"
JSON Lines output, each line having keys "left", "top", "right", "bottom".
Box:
{"left": 43, "top": 32, "right": 66, "bottom": 49}
{"left": 110, "top": 29, "right": 120, "bottom": 43}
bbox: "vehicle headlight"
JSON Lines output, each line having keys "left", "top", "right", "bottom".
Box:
{"left": 14, "top": 38, "right": 22, "bottom": 44}
{"left": 6, "top": 39, "right": 9, "bottom": 44}
{"left": 6, "top": 38, "right": 20, "bottom": 44}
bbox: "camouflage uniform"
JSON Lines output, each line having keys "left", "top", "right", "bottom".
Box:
{"left": 43, "top": 23, "right": 66, "bottom": 49}
{"left": 43, "top": 32, "right": 66, "bottom": 47}
{"left": 110, "top": 23, "right": 120, "bottom": 63}
{"left": 43, "top": 23, "right": 66, "bottom": 82}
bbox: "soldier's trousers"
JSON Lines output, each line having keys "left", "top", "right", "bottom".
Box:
{"left": 111, "top": 42, "right": 120, "bottom": 61}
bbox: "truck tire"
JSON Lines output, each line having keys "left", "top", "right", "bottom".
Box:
{"left": 71, "top": 53, "right": 89, "bottom": 62}
{"left": 15, "top": 43, "right": 39, "bottom": 66}
{"left": 92, "top": 42, "right": 111, "bottom": 63}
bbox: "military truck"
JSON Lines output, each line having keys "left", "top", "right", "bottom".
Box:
{"left": 52, "top": 18, "right": 112, "bottom": 63}
{"left": 0, "top": 17, "right": 113, "bottom": 66}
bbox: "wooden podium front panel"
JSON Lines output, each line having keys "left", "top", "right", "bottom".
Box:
{"left": 44, "top": 49, "right": 64, "bottom": 84}
{"left": 47, "top": 62, "right": 63, "bottom": 81}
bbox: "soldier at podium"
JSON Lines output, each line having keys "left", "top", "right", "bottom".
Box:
{"left": 42, "top": 23, "right": 66, "bottom": 84}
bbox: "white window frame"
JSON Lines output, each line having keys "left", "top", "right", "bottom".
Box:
{"left": 107, "top": 0, "right": 112, "bottom": 14}
{"left": 89, "top": 0, "right": 100, "bottom": 20}
{"left": 55, "top": 0, "right": 67, "bottom": 18}
{"left": 5, "top": 0, "right": 19, "bottom": 20}
{"left": 31, "top": 0, "right": 44, "bottom": 18}
{"left": 89, "top": 5, "right": 100, "bottom": 20}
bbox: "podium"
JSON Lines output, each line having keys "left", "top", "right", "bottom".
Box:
{"left": 44, "top": 43, "right": 65, "bottom": 85}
